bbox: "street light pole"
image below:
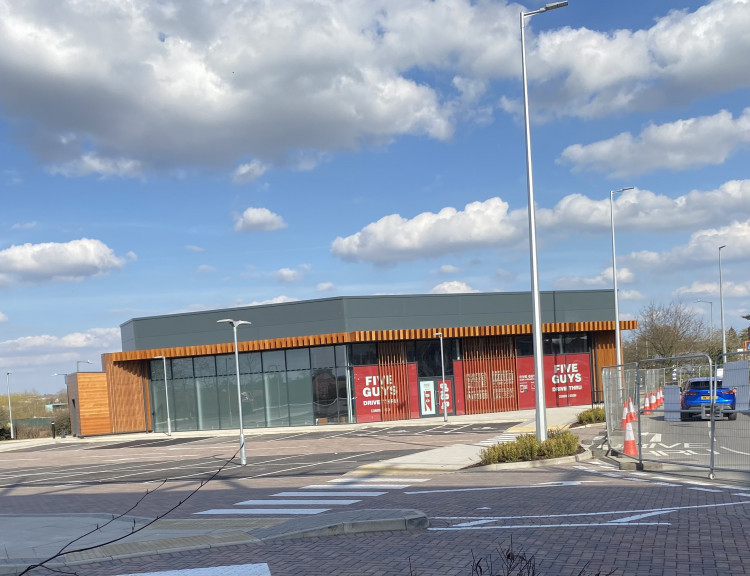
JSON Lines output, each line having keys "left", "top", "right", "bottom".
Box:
{"left": 76, "top": 360, "right": 92, "bottom": 372}
{"left": 520, "top": 0, "right": 567, "bottom": 442}
{"left": 719, "top": 245, "right": 727, "bottom": 358}
{"left": 217, "top": 318, "right": 252, "bottom": 466}
{"left": 6, "top": 371, "right": 13, "bottom": 440}
{"left": 154, "top": 356, "right": 172, "bottom": 436}
{"left": 435, "top": 332, "right": 447, "bottom": 422}
{"left": 610, "top": 187, "right": 634, "bottom": 367}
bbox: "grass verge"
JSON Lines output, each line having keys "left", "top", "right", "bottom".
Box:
{"left": 480, "top": 429, "right": 580, "bottom": 465}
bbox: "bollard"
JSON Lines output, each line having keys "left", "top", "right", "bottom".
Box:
{"left": 61, "top": 429, "right": 66, "bottom": 439}
{"left": 51, "top": 422, "right": 56, "bottom": 439}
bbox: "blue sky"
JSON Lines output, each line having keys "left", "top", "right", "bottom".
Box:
{"left": 1, "top": 0, "right": 748, "bottom": 394}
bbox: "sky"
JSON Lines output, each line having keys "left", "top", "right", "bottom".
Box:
{"left": 1, "top": 0, "right": 749, "bottom": 395}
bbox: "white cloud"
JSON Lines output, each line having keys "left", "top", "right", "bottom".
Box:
{"left": 519, "top": 0, "right": 750, "bottom": 119}
{"left": 537, "top": 180, "right": 750, "bottom": 234}
{"left": 620, "top": 290, "right": 644, "bottom": 301}
{"left": 246, "top": 295, "right": 299, "bottom": 306}
{"left": 555, "top": 267, "right": 635, "bottom": 290}
{"left": 0, "top": 238, "right": 130, "bottom": 283}
{"left": 317, "top": 282, "right": 335, "bottom": 292}
{"left": 10, "top": 221, "right": 36, "bottom": 230}
{"left": 625, "top": 220, "right": 750, "bottom": 270}
{"left": 49, "top": 154, "right": 142, "bottom": 178}
{"left": 0, "top": 311, "right": 7, "bottom": 322}
{"left": 0, "top": 327, "right": 120, "bottom": 371}
{"left": 186, "top": 245, "right": 205, "bottom": 252}
{"left": 675, "top": 280, "right": 750, "bottom": 299}
{"left": 274, "top": 268, "right": 302, "bottom": 283}
{"left": 331, "top": 197, "right": 526, "bottom": 264}
{"left": 439, "top": 264, "right": 461, "bottom": 274}
{"left": 233, "top": 208, "right": 287, "bottom": 232}
{"left": 560, "top": 109, "right": 750, "bottom": 177}
{"left": 196, "top": 264, "right": 215, "bottom": 274}
{"left": 233, "top": 160, "right": 271, "bottom": 184}
{"left": 430, "top": 281, "right": 478, "bottom": 294}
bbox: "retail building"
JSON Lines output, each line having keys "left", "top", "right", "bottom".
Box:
{"left": 67, "top": 290, "right": 635, "bottom": 436}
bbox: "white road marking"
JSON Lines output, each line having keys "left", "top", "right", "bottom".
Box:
{"left": 330, "top": 477, "right": 428, "bottom": 483}
{"left": 235, "top": 499, "right": 360, "bottom": 505}
{"left": 113, "top": 564, "right": 271, "bottom": 576}
{"left": 196, "top": 508, "right": 329, "bottom": 515}
{"left": 406, "top": 481, "right": 600, "bottom": 495}
{"left": 304, "top": 483, "right": 409, "bottom": 490}
{"left": 273, "top": 491, "right": 385, "bottom": 497}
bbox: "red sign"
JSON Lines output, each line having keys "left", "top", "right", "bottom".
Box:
{"left": 353, "top": 366, "right": 382, "bottom": 423}
{"left": 516, "top": 354, "right": 592, "bottom": 407}
{"left": 438, "top": 379, "right": 452, "bottom": 413}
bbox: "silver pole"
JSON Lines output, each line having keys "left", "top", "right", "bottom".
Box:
{"left": 610, "top": 187, "right": 633, "bottom": 366}
{"left": 719, "top": 245, "right": 727, "bottom": 357}
{"left": 520, "top": 1, "right": 567, "bottom": 441}
{"left": 6, "top": 371, "right": 13, "bottom": 440}
{"left": 218, "top": 319, "right": 251, "bottom": 466}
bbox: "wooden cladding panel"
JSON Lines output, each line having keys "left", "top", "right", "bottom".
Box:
{"left": 75, "top": 372, "right": 111, "bottom": 436}
{"left": 104, "top": 355, "right": 148, "bottom": 433}
{"left": 107, "top": 321, "right": 637, "bottom": 363}
{"left": 377, "top": 342, "right": 410, "bottom": 421}
{"left": 461, "top": 336, "right": 518, "bottom": 414}
{"left": 592, "top": 332, "right": 617, "bottom": 404}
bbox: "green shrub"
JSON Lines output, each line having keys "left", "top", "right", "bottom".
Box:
{"left": 576, "top": 406, "right": 606, "bottom": 425}
{"left": 480, "top": 429, "right": 580, "bottom": 465}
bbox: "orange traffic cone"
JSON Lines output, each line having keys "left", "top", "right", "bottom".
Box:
{"left": 642, "top": 392, "right": 651, "bottom": 414}
{"left": 628, "top": 397, "right": 636, "bottom": 422}
{"left": 651, "top": 390, "right": 658, "bottom": 410}
{"left": 623, "top": 420, "right": 638, "bottom": 456}
{"left": 655, "top": 388, "right": 662, "bottom": 407}
{"left": 621, "top": 402, "right": 629, "bottom": 429}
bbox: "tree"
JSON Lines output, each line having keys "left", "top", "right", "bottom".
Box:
{"left": 626, "top": 300, "right": 705, "bottom": 361}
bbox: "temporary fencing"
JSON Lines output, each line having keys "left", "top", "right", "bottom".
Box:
{"left": 602, "top": 351, "right": 750, "bottom": 479}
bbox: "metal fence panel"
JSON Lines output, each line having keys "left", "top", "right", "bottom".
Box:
{"left": 712, "top": 357, "right": 750, "bottom": 472}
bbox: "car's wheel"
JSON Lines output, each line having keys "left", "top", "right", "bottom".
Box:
{"left": 680, "top": 411, "right": 690, "bottom": 421}
{"left": 727, "top": 412, "right": 737, "bottom": 421}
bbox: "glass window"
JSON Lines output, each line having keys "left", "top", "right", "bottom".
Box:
{"left": 172, "top": 358, "right": 194, "bottom": 379}
{"left": 416, "top": 340, "right": 452, "bottom": 377}
{"left": 150, "top": 358, "right": 172, "bottom": 380}
{"left": 311, "top": 346, "right": 336, "bottom": 369}
{"left": 286, "top": 348, "right": 310, "bottom": 371}
{"left": 544, "top": 335, "right": 563, "bottom": 355}
{"left": 563, "top": 333, "right": 589, "bottom": 354}
{"left": 406, "top": 341, "right": 416, "bottom": 363}
{"left": 287, "top": 369, "right": 314, "bottom": 426}
{"left": 350, "top": 343, "right": 377, "bottom": 365}
{"left": 239, "top": 352, "right": 262, "bottom": 374}
{"left": 263, "top": 372, "right": 289, "bottom": 427}
{"left": 194, "top": 356, "right": 216, "bottom": 378}
{"left": 516, "top": 335, "right": 533, "bottom": 357}
{"left": 313, "top": 369, "right": 338, "bottom": 422}
{"left": 216, "top": 354, "right": 234, "bottom": 376}
{"left": 262, "top": 350, "right": 286, "bottom": 372}
{"left": 216, "top": 375, "right": 236, "bottom": 428}
{"left": 172, "top": 378, "right": 197, "bottom": 431}
{"left": 150, "top": 379, "right": 168, "bottom": 433}
{"left": 242, "top": 373, "right": 267, "bottom": 428}
{"left": 195, "top": 376, "right": 220, "bottom": 430}
{"left": 335, "top": 345, "right": 348, "bottom": 367}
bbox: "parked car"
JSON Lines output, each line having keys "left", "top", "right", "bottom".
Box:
{"left": 680, "top": 378, "right": 737, "bottom": 421}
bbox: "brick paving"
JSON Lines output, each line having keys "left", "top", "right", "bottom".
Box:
{"left": 5, "top": 419, "right": 750, "bottom": 575}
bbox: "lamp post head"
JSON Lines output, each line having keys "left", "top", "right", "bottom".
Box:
{"left": 544, "top": 1, "right": 568, "bottom": 10}
{"left": 435, "top": 332, "right": 443, "bottom": 338}
{"left": 154, "top": 355, "right": 166, "bottom": 360}
{"left": 6, "top": 371, "right": 11, "bottom": 376}
{"left": 719, "top": 245, "right": 726, "bottom": 251}
{"left": 217, "top": 318, "right": 252, "bottom": 328}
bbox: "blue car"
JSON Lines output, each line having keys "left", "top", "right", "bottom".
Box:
{"left": 680, "top": 378, "right": 737, "bottom": 421}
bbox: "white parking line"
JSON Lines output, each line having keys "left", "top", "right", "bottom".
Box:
{"left": 113, "top": 564, "right": 271, "bottom": 576}
{"left": 273, "top": 491, "right": 385, "bottom": 497}
{"left": 235, "top": 499, "right": 360, "bottom": 505}
{"left": 196, "top": 508, "right": 330, "bottom": 515}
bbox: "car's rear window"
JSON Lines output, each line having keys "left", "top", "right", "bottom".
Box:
{"left": 687, "top": 380, "right": 722, "bottom": 390}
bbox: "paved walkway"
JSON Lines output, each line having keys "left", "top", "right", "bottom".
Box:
{"left": 0, "top": 407, "right": 605, "bottom": 575}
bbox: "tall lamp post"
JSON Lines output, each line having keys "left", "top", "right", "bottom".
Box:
{"left": 5, "top": 371, "right": 13, "bottom": 440}
{"left": 217, "top": 318, "right": 251, "bottom": 466}
{"left": 610, "top": 187, "right": 634, "bottom": 366}
{"left": 154, "top": 356, "right": 172, "bottom": 436}
{"left": 719, "top": 245, "right": 727, "bottom": 358}
{"left": 520, "top": 0, "right": 567, "bottom": 442}
{"left": 76, "top": 360, "right": 92, "bottom": 372}
{"left": 435, "top": 332, "right": 447, "bottom": 422}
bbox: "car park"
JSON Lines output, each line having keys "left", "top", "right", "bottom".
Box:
{"left": 680, "top": 377, "right": 737, "bottom": 421}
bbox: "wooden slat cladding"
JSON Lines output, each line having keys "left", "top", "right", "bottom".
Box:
{"left": 76, "top": 372, "right": 111, "bottom": 436}
{"left": 377, "top": 342, "right": 410, "bottom": 421}
{"left": 106, "top": 321, "right": 637, "bottom": 363}
{"left": 461, "top": 336, "right": 518, "bottom": 414}
{"left": 591, "top": 332, "right": 617, "bottom": 403}
{"left": 103, "top": 355, "right": 148, "bottom": 433}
